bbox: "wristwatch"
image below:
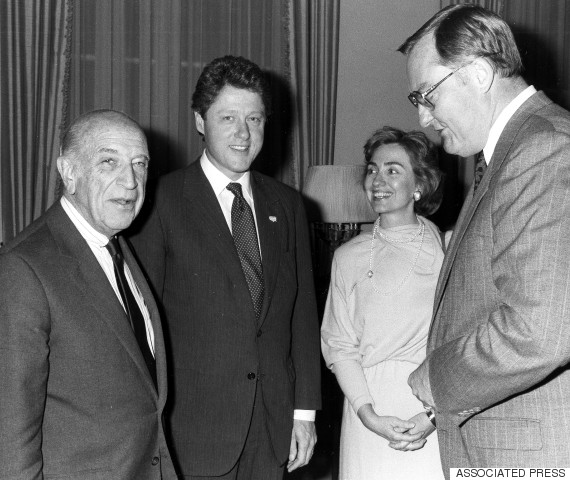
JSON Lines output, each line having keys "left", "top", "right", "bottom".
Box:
{"left": 425, "top": 409, "right": 436, "bottom": 427}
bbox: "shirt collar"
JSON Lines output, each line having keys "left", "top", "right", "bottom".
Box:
{"left": 60, "top": 196, "right": 110, "bottom": 249}
{"left": 483, "top": 85, "right": 537, "bottom": 164}
{"left": 200, "top": 150, "right": 253, "bottom": 200}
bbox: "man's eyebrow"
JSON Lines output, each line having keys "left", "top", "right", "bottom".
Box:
{"left": 213, "top": 108, "right": 266, "bottom": 116}
{"left": 97, "top": 147, "right": 119, "bottom": 154}
{"left": 384, "top": 161, "right": 405, "bottom": 168}
{"left": 97, "top": 147, "right": 150, "bottom": 162}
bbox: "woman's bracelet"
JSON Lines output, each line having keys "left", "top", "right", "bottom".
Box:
{"left": 425, "top": 409, "right": 436, "bottom": 427}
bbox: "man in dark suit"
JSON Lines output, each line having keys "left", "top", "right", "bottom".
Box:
{"left": 129, "top": 55, "right": 321, "bottom": 479}
{"left": 399, "top": 5, "right": 570, "bottom": 475}
{"left": 0, "top": 109, "right": 176, "bottom": 479}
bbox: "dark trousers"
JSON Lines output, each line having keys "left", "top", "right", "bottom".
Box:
{"left": 187, "top": 383, "right": 284, "bottom": 480}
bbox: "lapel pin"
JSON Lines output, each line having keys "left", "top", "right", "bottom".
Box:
{"left": 269, "top": 216, "right": 277, "bottom": 222}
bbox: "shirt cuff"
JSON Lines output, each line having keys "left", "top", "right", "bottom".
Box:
{"left": 294, "top": 409, "right": 316, "bottom": 421}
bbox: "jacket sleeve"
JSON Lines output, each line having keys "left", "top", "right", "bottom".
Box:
{"left": 290, "top": 193, "right": 322, "bottom": 410}
{"left": 0, "top": 253, "right": 49, "bottom": 479}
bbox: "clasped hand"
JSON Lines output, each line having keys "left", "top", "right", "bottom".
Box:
{"left": 357, "top": 404, "right": 435, "bottom": 452}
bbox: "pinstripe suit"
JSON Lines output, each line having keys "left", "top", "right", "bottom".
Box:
{"left": 425, "top": 91, "right": 570, "bottom": 472}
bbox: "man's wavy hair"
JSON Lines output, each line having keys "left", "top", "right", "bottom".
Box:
{"left": 363, "top": 126, "right": 443, "bottom": 217}
{"left": 191, "top": 55, "right": 272, "bottom": 118}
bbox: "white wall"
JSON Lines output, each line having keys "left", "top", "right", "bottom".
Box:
{"left": 334, "top": 0, "right": 440, "bottom": 165}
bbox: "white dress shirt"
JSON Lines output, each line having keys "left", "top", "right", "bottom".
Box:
{"left": 60, "top": 196, "right": 155, "bottom": 356}
{"left": 483, "top": 85, "right": 537, "bottom": 164}
{"left": 200, "top": 152, "right": 260, "bottom": 243}
{"left": 200, "top": 151, "right": 315, "bottom": 422}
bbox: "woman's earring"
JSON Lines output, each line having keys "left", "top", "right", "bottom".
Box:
{"left": 413, "top": 191, "right": 421, "bottom": 201}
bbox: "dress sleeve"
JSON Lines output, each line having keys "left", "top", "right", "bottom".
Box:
{"left": 321, "top": 253, "right": 374, "bottom": 412}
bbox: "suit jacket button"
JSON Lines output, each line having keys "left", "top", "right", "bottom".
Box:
{"left": 247, "top": 372, "right": 256, "bottom": 380}
{"left": 257, "top": 330, "right": 262, "bottom": 337}
{"left": 151, "top": 456, "right": 159, "bottom": 466}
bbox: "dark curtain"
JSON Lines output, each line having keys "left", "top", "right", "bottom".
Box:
{"left": 0, "top": 0, "right": 72, "bottom": 245}
{"left": 504, "top": 0, "right": 570, "bottom": 111}
{"left": 287, "top": 0, "right": 340, "bottom": 189}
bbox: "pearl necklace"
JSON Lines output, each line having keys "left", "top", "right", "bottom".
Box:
{"left": 367, "top": 216, "right": 425, "bottom": 296}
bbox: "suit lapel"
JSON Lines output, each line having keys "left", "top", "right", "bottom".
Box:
{"left": 251, "top": 173, "right": 283, "bottom": 327}
{"left": 47, "top": 203, "right": 158, "bottom": 396}
{"left": 183, "top": 162, "right": 257, "bottom": 319}
{"left": 432, "top": 91, "right": 554, "bottom": 331}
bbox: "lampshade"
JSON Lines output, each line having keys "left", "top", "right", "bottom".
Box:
{"left": 303, "top": 165, "right": 377, "bottom": 223}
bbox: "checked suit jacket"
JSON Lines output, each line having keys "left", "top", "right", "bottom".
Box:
{"left": 426, "top": 91, "right": 570, "bottom": 474}
{"left": 129, "top": 160, "right": 322, "bottom": 476}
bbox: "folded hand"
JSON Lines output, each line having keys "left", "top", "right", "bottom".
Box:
{"left": 357, "top": 404, "right": 424, "bottom": 445}
{"left": 388, "top": 410, "right": 436, "bottom": 451}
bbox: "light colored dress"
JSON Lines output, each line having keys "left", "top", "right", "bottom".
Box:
{"left": 321, "top": 217, "right": 446, "bottom": 480}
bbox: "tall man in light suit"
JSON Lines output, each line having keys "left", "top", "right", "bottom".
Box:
{"left": 129, "top": 56, "right": 321, "bottom": 479}
{"left": 0, "top": 110, "right": 176, "bottom": 479}
{"left": 398, "top": 5, "right": 570, "bottom": 474}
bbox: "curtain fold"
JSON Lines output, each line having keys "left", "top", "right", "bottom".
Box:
{"left": 288, "top": 0, "right": 340, "bottom": 189}
{"left": 503, "top": 0, "right": 570, "bottom": 111}
{"left": 0, "top": 0, "right": 71, "bottom": 245}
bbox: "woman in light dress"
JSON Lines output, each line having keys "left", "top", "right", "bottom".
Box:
{"left": 321, "top": 126, "right": 448, "bottom": 480}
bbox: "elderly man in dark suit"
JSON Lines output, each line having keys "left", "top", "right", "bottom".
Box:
{"left": 129, "top": 55, "right": 321, "bottom": 480}
{"left": 399, "top": 4, "right": 570, "bottom": 475}
{"left": 0, "top": 109, "right": 176, "bottom": 479}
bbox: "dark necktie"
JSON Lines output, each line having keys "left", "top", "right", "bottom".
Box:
{"left": 106, "top": 236, "right": 157, "bottom": 388}
{"left": 226, "top": 183, "right": 265, "bottom": 319}
{"left": 474, "top": 151, "right": 487, "bottom": 192}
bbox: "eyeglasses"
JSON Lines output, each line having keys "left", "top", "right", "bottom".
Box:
{"left": 407, "top": 66, "right": 463, "bottom": 110}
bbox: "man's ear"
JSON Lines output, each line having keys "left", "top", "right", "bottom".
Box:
{"left": 194, "top": 111, "right": 205, "bottom": 135}
{"left": 57, "top": 156, "right": 76, "bottom": 195}
{"left": 470, "top": 57, "right": 494, "bottom": 93}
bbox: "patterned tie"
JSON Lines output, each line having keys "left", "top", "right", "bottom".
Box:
{"left": 473, "top": 150, "right": 487, "bottom": 192}
{"left": 226, "top": 183, "right": 265, "bottom": 319}
{"left": 106, "top": 236, "right": 157, "bottom": 388}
